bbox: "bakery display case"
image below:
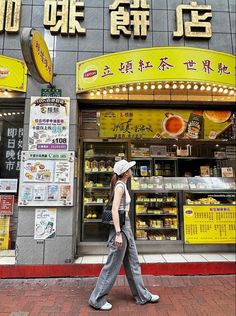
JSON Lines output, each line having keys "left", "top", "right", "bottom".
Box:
{"left": 81, "top": 142, "right": 127, "bottom": 241}
{"left": 134, "top": 192, "right": 180, "bottom": 241}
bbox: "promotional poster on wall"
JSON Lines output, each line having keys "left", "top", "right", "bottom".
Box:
{"left": 18, "top": 151, "right": 75, "bottom": 207}
{"left": 29, "top": 97, "right": 70, "bottom": 150}
{"left": 34, "top": 208, "right": 57, "bottom": 240}
{"left": 0, "top": 179, "right": 18, "bottom": 193}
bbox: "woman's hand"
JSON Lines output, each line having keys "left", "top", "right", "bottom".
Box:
{"left": 115, "top": 234, "right": 123, "bottom": 248}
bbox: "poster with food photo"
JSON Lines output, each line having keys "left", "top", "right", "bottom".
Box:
{"left": 23, "top": 160, "right": 54, "bottom": 182}
{"left": 29, "top": 97, "right": 70, "bottom": 150}
{"left": 99, "top": 109, "right": 233, "bottom": 140}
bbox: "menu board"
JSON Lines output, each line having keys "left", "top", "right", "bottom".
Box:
{"left": 0, "top": 216, "right": 10, "bottom": 249}
{"left": 29, "top": 97, "right": 70, "bottom": 150}
{"left": 34, "top": 208, "right": 57, "bottom": 240}
{"left": 0, "top": 179, "right": 18, "bottom": 193}
{"left": 0, "top": 195, "right": 14, "bottom": 215}
{"left": 18, "top": 151, "right": 75, "bottom": 206}
{"left": 184, "top": 205, "right": 236, "bottom": 244}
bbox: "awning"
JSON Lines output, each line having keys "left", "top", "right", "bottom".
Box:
{"left": 76, "top": 47, "right": 235, "bottom": 102}
{"left": 0, "top": 55, "right": 27, "bottom": 93}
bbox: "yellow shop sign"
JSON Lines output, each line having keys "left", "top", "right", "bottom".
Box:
{"left": 184, "top": 205, "right": 236, "bottom": 244}
{"left": 76, "top": 47, "right": 235, "bottom": 92}
{"left": 0, "top": 55, "right": 27, "bottom": 92}
{"left": 31, "top": 30, "right": 53, "bottom": 83}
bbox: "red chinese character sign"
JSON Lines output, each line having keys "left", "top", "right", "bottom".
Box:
{"left": 0, "top": 195, "right": 14, "bottom": 215}
{"left": 76, "top": 47, "right": 235, "bottom": 93}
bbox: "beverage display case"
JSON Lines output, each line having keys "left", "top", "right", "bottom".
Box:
{"left": 81, "top": 142, "right": 127, "bottom": 241}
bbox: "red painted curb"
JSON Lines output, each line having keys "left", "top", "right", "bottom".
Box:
{"left": 0, "top": 262, "right": 235, "bottom": 279}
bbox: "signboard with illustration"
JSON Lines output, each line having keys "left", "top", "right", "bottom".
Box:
{"left": 18, "top": 151, "right": 74, "bottom": 207}
{"left": 0, "top": 55, "right": 27, "bottom": 92}
{"left": 29, "top": 97, "right": 70, "bottom": 150}
{"left": 100, "top": 109, "right": 233, "bottom": 140}
{"left": 0, "top": 179, "right": 18, "bottom": 193}
{"left": 184, "top": 205, "right": 236, "bottom": 244}
{"left": 0, "top": 195, "right": 14, "bottom": 215}
{"left": 77, "top": 47, "right": 235, "bottom": 92}
{"left": 34, "top": 208, "right": 56, "bottom": 240}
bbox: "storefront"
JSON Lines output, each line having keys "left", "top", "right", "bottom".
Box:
{"left": 0, "top": 55, "right": 27, "bottom": 251}
{"left": 76, "top": 46, "right": 235, "bottom": 254}
{"left": 0, "top": 0, "right": 235, "bottom": 264}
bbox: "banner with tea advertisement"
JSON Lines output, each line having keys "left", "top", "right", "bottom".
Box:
{"left": 34, "top": 208, "right": 57, "bottom": 240}
{"left": 18, "top": 151, "right": 75, "bottom": 207}
{"left": 29, "top": 97, "right": 70, "bottom": 150}
{"left": 99, "top": 109, "right": 234, "bottom": 140}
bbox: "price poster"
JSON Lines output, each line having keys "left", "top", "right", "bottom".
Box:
{"left": 0, "top": 216, "right": 10, "bottom": 249}
{"left": 184, "top": 205, "right": 236, "bottom": 244}
{"left": 34, "top": 208, "right": 57, "bottom": 240}
{"left": 0, "top": 195, "right": 14, "bottom": 215}
{"left": 18, "top": 151, "right": 74, "bottom": 207}
{"left": 29, "top": 97, "right": 70, "bottom": 150}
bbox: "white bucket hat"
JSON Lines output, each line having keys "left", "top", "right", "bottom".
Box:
{"left": 113, "top": 159, "right": 136, "bottom": 176}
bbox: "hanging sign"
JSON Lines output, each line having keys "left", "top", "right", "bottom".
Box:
{"left": 76, "top": 47, "right": 235, "bottom": 92}
{"left": 21, "top": 28, "right": 53, "bottom": 84}
{"left": 0, "top": 55, "right": 27, "bottom": 92}
{"left": 28, "top": 97, "right": 70, "bottom": 150}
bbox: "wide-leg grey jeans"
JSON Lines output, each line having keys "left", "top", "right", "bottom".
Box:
{"left": 88, "top": 219, "right": 152, "bottom": 309}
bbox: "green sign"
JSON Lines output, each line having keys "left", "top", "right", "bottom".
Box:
{"left": 41, "top": 88, "right": 62, "bottom": 97}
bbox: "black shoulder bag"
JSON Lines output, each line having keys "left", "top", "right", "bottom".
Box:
{"left": 102, "top": 182, "right": 126, "bottom": 228}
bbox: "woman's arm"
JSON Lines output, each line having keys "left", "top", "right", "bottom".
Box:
{"left": 112, "top": 186, "right": 124, "bottom": 248}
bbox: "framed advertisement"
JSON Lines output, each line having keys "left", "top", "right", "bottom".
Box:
{"left": 0, "top": 179, "right": 18, "bottom": 193}
{"left": 18, "top": 151, "right": 75, "bottom": 207}
{"left": 34, "top": 208, "right": 57, "bottom": 240}
{"left": 28, "top": 97, "right": 70, "bottom": 150}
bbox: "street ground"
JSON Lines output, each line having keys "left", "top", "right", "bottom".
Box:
{"left": 0, "top": 275, "right": 235, "bottom": 316}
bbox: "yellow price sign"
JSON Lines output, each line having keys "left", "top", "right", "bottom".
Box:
{"left": 184, "top": 205, "right": 236, "bottom": 244}
{"left": 0, "top": 216, "right": 10, "bottom": 250}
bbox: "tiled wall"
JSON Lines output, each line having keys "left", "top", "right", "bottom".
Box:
{"left": 0, "top": 0, "right": 235, "bottom": 263}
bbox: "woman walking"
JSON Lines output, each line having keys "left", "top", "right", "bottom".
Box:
{"left": 89, "top": 159, "right": 160, "bottom": 311}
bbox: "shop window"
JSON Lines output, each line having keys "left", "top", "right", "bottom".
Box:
{"left": 0, "top": 108, "right": 24, "bottom": 251}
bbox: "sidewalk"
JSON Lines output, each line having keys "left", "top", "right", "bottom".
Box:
{"left": 0, "top": 275, "right": 235, "bottom": 315}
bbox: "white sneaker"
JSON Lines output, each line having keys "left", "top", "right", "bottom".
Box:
{"left": 150, "top": 294, "right": 160, "bottom": 303}
{"left": 100, "top": 302, "right": 112, "bottom": 310}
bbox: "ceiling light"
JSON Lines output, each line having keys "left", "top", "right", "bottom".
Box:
{"left": 212, "top": 87, "right": 218, "bottom": 93}
{"left": 186, "top": 84, "right": 191, "bottom": 89}
{"left": 165, "top": 83, "right": 170, "bottom": 89}
{"left": 193, "top": 85, "right": 198, "bottom": 90}
{"left": 129, "top": 86, "right": 134, "bottom": 91}
{"left": 3, "top": 113, "right": 7, "bottom": 116}
{"left": 109, "top": 88, "right": 114, "bottom": 94}
{"left": 143, "top": 84, "right": 148, "bottom": 90}
{"left": 229, "top": 90, "right": 234, "bottom": 95}
{"left": 90, "top": 92, "right": 94, "bottom": 96}
{"left": 172, "top": 84, "right": 177, "bottom": 89}
{"left": 12, "top": 112, "right": 16, "bottom": 115}
{"left": 136, "top": 85, "right": 141, "bottom": 90}
{"left": 8, "top": 113, "right": 11, "bottom": 115}
{"left": 218, "top": 87, "right": 223, "bottom": 93}
{"left": 206, "top": 86, "right": 211, "bottom": 91}
{"left": 17, "top": 112, "right": 20, "bottom": 115}
{"left": 200, "top": 85, "right": 205, "bottom": 91}
{"left": 122, "top": 86, "right": 127, "bottom": 92}
{"left": 115, "top": 87, "right": 120, "bottom": 93}
{"left": 223, "top": 89, "right": 229, "bottom": 94}
{"left": 103, "top": 90, "right": 107, "bottom": 95}
{"left": 96, "top": 90, "right": 101, "bottom": 96}
{"left": 150, "top": 84, "right": 155, "bottom": 90}
{"left": 0, "top": 114, "right": 2, "bottom": 117}
{"left": 180, "top": 84, "right": 185, "bottom": 89}
{"left": 157, "top": 84, "right": 162, "bottom": 89}
{"left": 3, "top": 90, "right": 8, "bottom": 96}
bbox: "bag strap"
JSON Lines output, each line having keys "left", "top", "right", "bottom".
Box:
{"left": 106, "top": 181, "right": 126, "bottom": 208}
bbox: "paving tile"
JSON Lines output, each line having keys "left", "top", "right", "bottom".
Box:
{"left": 81, "top": 255, "right": 103, "bottom": 264}
{"left": 220, "top": 253, "right": 236, "bottom": 262}
{"left": 182, "top": 254, "right": 207, "bottom": 262}
{"left": 143, "top": 254, "right": 166, "bottom": 263}
{"left": 162, "top": 254, "right": 187, "bottom": 262}
{"left": 201, "top": 254, "right": 229, "bottom": 262}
